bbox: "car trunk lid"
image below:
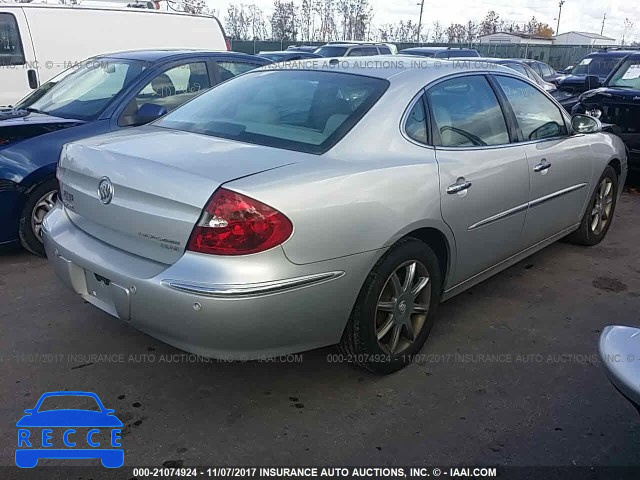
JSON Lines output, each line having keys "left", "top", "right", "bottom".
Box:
{"left": 57, "top": 126, "right": 300, "bottom": 265}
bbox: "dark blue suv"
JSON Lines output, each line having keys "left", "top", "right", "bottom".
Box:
{"left": 552, "top": 49, "right": 634, "bottom": 111}
{"left": 0, "top": 49, "right": 269, "bottom": 256}
{"left": 572, "top": 52, "right": 640, "bottom": 171}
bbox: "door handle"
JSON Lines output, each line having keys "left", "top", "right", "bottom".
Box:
{"left": 533, "top": 159, "right": 551, "bottom": 173}
{"left": 447, "top": 179, "right": 472, "bottom": 194}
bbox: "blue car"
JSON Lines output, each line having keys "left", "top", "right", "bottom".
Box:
{"left": 16, "top": 391, "right": 123, "bottom": 468}
{"left": 0, "top": 49, "right": 269, "bottom": 256}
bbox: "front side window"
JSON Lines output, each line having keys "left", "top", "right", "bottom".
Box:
{"left": 347, "top": 48, "right": 364, "bottom": 57}
{"left": 361, "top": 47, "right": 378, "bottom": 56}
{"left": 404, "top": 95, "right": 428, "bottom": 144}
{"left": 120, "top": 62, "right": 211, "bottom": 126}
{"left": 0, "top": 13, "right": 24, "bottom": 66}
{"left": 607, "top": 58, "right": 640, "bottom": 90}
{"left": 495, "top": 75, "right": 567, "bottom": 141}
{"left": 427, "top": 75, "right": 510, "bottom": 147}
{"left": 156, "top": 70, "right": 388, "bottom": 154}
{"left": 28, "top": 59, "right": 146, "bottom": 120}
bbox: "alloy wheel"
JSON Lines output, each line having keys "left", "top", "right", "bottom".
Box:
{"left": 31, "top": 190, "right": 57, "bottom": 242}
{"left": 590, "top": 178, "right": 614, "bottom": 235}
{"left": 375, "top": 260, "right": 431, "bottom": 355}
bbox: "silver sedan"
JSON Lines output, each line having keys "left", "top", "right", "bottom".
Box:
{"left": 44, "top": 58, "right": 627, "bottom": 373}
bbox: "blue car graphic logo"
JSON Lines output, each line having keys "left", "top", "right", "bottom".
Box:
{"left": 16, "top": 391, "right": 123, "bottom": 468}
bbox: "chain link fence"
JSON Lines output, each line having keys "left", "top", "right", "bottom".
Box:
{"left": 229, "top": 40, "right": 616, "bottom": 70}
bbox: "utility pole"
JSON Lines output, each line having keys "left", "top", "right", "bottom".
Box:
{"left": 556, "top": 0, "right": 565, "bottom": 35}
{"left": 600, "top": 13, "right": 606, "bottom": 35}
{"left": 416, "top": 0, "right": 425, "bottom": 44}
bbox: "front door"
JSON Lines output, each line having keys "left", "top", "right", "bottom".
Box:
{"left": 428, "top": 74, "right": 531, "bottom": 287}
{"left": 492, "top": 75, "right": 592, "bottom": 244}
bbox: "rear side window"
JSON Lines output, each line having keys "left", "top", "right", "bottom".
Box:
{"left": 0, "top": 13, "right": 24, "bottom": 66}
{"left": 495, "top": 75, "right": 567, "bottom": 141}
{"left": 404, "top": 96, "right": 428, "bottom": 144}
{"left": 378, "top": 46, "right": 391, "bottom": 55}
{"left": 427, "top": 75, "right": 510, "bottom": 147}
{"left": 156, "top": 70, "right": 389, "bottom": 154}
{"left": 361, "top": 47, "right": 379, "bottom": 56}
{"left": 217, "top": 61, "right": 258, "bottom": 82}
{"left": 447, "top": 50, "right": 473, "bottom": 58}
{"left": 347, "top": 48, "right": 364, "bottom": 57}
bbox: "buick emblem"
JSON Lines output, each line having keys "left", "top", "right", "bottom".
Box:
{"left": 97, "top": 177, "right": 114, "bottom": 205}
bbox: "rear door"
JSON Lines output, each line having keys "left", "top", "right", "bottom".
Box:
{"left": 428, "top": 74, "right": 530, "bottom": 287}
{"left": 492, "top": 74, "right": 592, "bottom": 244}
{"left": 0, "top": 9, "right": 38, "bottom": 106}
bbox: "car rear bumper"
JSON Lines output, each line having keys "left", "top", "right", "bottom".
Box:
{"left": 42, "top": 204, "right": 378, "bottom": 360}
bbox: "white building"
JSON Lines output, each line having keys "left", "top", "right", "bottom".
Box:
{"left": 478, "top": 32, "right": 553, "bottom": 45}
{"left": 553, "top": 31, "right": 616, "bottom": 46}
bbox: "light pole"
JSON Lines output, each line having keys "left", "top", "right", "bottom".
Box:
{"left": 416, "top": 0, "right": 425, "bottom": 44}
{"left": 556, "top": 0, "right": 565, "bottom": 35}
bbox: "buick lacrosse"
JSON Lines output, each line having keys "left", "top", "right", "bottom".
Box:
{"left": 44, "top": 58, "right": 627, "bottom": 373}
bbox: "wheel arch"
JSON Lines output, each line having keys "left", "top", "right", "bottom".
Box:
{"left": 401, "top": 226, "right": 453, "bottom": 293}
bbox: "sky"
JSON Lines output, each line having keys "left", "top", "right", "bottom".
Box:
{"left": 206, "top": 0, "right": 638, "bottom": 44}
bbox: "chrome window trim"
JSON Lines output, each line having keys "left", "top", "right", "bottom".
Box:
{"left": 162, "top": 271, "right": 345, "bottom": 298}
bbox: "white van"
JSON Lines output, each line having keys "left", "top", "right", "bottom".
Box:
{"left": 0, "top": 4, "right": 227, "bottom": 106}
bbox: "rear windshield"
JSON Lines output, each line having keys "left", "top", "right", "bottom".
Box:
{"left": 571, "top": 56, "right": 623, "bottom": 76}
{"left": 315, "top": 46, "right": 348, "bottom": 57}
{"left": 156, "top": 70, "right": 389, "bottom": 154}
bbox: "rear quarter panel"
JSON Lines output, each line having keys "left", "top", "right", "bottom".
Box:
{"left": 225, "top": 82, "right": 454, "bottom": 268}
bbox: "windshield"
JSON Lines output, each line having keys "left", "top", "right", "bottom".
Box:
{"left": 315, "top": 46, "right": 348, "bottom": 57}
{"left": 22, "top": 59, "right": 146, "bottom": 120}
{"left": 607, "top": 58, "right": 640, "bottom": 89}
{"left": 156, "top": 70, "right": 389, "bottom": 154}
{"left": 571, "top": 56, "right": 623, "bottom": 77}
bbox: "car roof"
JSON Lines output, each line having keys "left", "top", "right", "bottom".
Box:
{"left": 255, "top": 55, "right": 516, "bottom": 87}
{"left": 93, "top": 49, "right": 254, "bottom": 62}
{"left": 586, "top": 50, "right": 636, "bottom": 58}
{"left": 401, "top": 47, "right": 476, "bottom": 52}
{"left": 319, "top": 43, "right": 383, "bottom": 48}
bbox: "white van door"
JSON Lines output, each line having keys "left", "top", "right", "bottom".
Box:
{"left": 0, "top": 8, "right": 38, "bottom": 106}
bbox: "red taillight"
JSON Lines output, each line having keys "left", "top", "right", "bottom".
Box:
{"left": 187, "top": 188, "right": 293, "bottom": 256}
{"left": 225, "top": 37, "right": 232, "bottom": 51}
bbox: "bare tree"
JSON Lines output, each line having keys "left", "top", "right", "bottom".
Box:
{"left": 247, "top": 4, "right": 268, "bottom": 40}
{"left": 479, "top": 10, "right": 500, "bottom": 36}
{"left": 446, "top": 23, "right": 467, "bottom": 43}
{"left": 225, "top": 4, "right": 249, "bottom": 40}
{"left": 432, "top": 21, "right": 444, "bottom": 42}
{"left": 271, "top": 0, "right": 297, "bottom": 40}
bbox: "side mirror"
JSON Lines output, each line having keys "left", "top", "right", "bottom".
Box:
{"left": 584, "top": 75, "right": 601, "bottom": 90}
{"left": 571, "top": 114, "right": 602, "bottom": 134}
{"left": 133, "top": 103, "right": 168, "bottom": 126}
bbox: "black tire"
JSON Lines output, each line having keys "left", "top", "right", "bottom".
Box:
{"left": 566, "top": 165, "right": 618, "bottom": 246}
{"left": 18, "top": 178, "right": 59, "bottom": 257}
{"left": 339, "top": 238, "right": 442, "bottom": 374}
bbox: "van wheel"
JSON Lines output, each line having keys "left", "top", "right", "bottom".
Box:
{"left": 339, "top": 238, "right": 442, "bottom": 374}
{"left": 566, "top": 166, "right": 618, "bottom": 246}
{"left": 18, "top": 178, "right": 58, "bottom": 257}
